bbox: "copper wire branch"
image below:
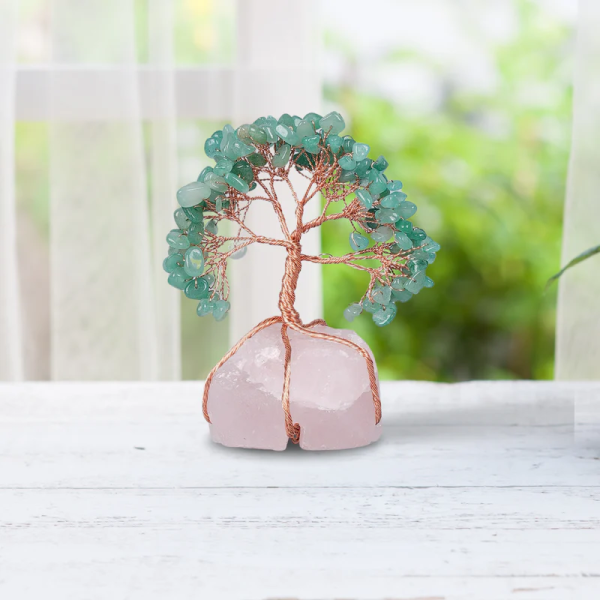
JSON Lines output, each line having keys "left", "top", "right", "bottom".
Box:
{"left": 200, "top": 137, "right": 409, "bottom": 444}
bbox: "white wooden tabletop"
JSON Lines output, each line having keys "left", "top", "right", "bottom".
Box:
{"left": 0, "top": 381, "right": 599, "bottom": 600}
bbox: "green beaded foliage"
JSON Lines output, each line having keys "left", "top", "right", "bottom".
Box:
{"left": 165, "top": 111, "right": 439, "bottom": 325}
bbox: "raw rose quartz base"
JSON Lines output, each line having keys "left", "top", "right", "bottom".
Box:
{"left": 207, "top": 323, "right": 382, "bottom": 451}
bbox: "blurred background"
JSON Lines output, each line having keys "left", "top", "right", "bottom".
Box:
{"left": 4, "top": 0, "right": 584, "bottom": 381}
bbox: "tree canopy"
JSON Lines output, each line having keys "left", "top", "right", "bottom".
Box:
{"left": 164, "top": 111, "right": 439, "bottom": 328}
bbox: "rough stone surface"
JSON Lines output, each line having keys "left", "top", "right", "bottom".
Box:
{"left": 207, "top": 323, "right": 381, "bottom": 451}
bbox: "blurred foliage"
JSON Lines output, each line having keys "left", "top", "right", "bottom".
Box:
{"left": 172, "top": 0, "right": 235, "bottom": 66}
{"left": 15, "top": 123, "right": 49, "bottom": 238}
{"left": 322, "top": 0, "right": 572, "bottom": 380}
{"left": 547, "top": 243, "right": 600, "bottom": 289}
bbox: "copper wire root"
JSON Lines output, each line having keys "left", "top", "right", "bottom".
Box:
{"left": 280, "top": 323, "right": 301, "bottom": 443}
{"left": 287, "top": 322, "right": 382, "bottom": 425}
{"left": 202, "top": 311, "right": 381, "bottom": 440}
{"left": 301, "top": 318, "right": 380, "bottom": 421}
{"left": 202, "top": 312, "right": 381, "bottom": 437}
{"left": 202, "top": 315, "right": 283, "bottom": 423}
{"left": 304, "top": 319, "right": 327, "bottom": 328}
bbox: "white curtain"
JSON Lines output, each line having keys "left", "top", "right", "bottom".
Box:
{"left": 48, "top": 0, "right": 178, "bottom": 380}
{"left": 556, "top": 0, "right": 600, "bottom": 380}
{"left": 1, "top": 0, "right": 322, "bottom": 381}
{"left": 1, "top": 0, "right": 180, "bottom": 381}
{"left": 0, "top": 0, "right": 24, "bottom": 381}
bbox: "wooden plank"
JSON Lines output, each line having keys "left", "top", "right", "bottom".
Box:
{"left": 0, "top": 380, "right": 587, "bottom": 423}
{"left": 0, "top": 382, "right": 598, "bottom": 489}
{"left": 1, "top": 487, "right": 600, "bottom": 599}
{"left": 0, "top": 382, "right": 599, "bottom": 599}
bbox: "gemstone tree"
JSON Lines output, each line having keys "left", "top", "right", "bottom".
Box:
{"left": 164, "top": 111, "right": 440, "bottom": 444}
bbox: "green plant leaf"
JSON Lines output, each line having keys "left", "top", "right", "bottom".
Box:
{"left": 546, "top": 244, "right": 600, "bottom": 290}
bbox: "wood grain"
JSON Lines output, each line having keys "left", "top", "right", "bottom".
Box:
{"left": 0, "top": 381, "right": 599, "bottom": 599}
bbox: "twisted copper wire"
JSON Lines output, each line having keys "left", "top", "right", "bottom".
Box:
{"left": 202, "top": 144, "right": 384, "bottom": 443}
{"left": 202, "top": 315, "right": 282, "bottom": 422}
{"left": 305, "top": 319, "right": 327, "bottom": 328}
{"left": 280, "top": 324, "right": 301, "bottom": 443}
{"left": 286, "top": 322, "right": 381, "bottom": 424}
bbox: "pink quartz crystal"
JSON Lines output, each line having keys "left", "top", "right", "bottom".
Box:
{"left": 207, "top": 323, "right": 381, "bottom": 451}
